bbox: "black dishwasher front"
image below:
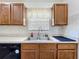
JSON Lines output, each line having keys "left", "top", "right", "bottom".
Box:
{"left": 0, "top": 44, "right": 20, "bottom": 59}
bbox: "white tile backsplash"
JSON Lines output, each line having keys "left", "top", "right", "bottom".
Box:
{"left": 0, "top": 25, "right": 63, "bottom": 36}
{"left": 0, "top": 26, "right": 27, "bottom": 36}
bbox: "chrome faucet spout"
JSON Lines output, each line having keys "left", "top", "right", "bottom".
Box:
{"left": 37, "top": 31, "right": 40, "bottom": 40}
{"left": 37, "top": 27, "right": 43, "bottom": 40}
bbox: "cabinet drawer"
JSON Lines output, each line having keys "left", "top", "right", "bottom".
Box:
{"left": 21, "top": 44, "right": 39, "bottom": 50}
{"left": 58, "top": 44, "right": 77, "bottom": 49}
{"left": 40, "top": 44, "right": 56, "bottom": 50}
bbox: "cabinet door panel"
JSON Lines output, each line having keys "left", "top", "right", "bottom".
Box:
{"left": 40, "top": 50, "right": 56, "bottom": 59}
{"left": 54, "top": 4, "right": 68, "bottom": 25}
{"left": 40, "top": 44, "right": 56, "bottom": 59}
{"left": 21, "top": 50, "right": 39, "bottom": 59}
{"left": 11, "top": 3, "right": 24, "bottom": 25}
{"left": 0, "top": 4, "right": 10, "bottom": 24}
{"left": 58, "top": 50, "right": 76, "bottom": 59}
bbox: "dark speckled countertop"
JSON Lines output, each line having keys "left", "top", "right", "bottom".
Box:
{"left": 53, "top": 36, "right": 76, "bottom": 41}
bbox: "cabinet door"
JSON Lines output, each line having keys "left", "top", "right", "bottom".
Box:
{"left": 54, "top": 4, "right": 68, "bottom": 25}
{"left": 11, "top": 3, "right": 24, "bottom": 25}
{"left": 21, "top": 44, "right": 39, "bottom": 59}
{"left": 21, "top": 49, "right": 39, "bottom": 59}
{"left": 40, "top": 44, "right": 56, "bottom": 59}
{"left": 58, "top": 50, "right": 76, "bottom": 59}
{"left": 40, "top": 50, "right": 56, "bottom": 59}
{"left": 0, "top": 4, "right": 10, "bottom": 25}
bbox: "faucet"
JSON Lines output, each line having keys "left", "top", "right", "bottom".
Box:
{"left": 37, "top": 31, "right": 40, "bottom": 40}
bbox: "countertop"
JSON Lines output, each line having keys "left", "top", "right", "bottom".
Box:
{"left": 0, "top": 36, "right": 78, "bottom": 43}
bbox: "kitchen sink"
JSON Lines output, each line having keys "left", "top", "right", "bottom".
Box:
{"left": 26, "top": 36, "right": 59, "bottom": 42}
{"left": 27, "top": 37, "right": 49, "bottom": 40}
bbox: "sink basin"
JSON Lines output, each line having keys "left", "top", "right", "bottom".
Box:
{"left": 26, "top": 36, "right": 59, "bottom": 42}
{"left": 27, "top": 36, "right": 49, "bottom": 40}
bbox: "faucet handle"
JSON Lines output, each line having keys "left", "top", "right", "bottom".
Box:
{"left": 45, "top": 34, "right": 48, "bottom": 37}
{"left": 45, "top": 34, "right": 50, "bottom": 40}
{"left": 28, "top": 37, "right": 30, "bottom": 40}
{"left": 31, "top": 32, "right": 33, "bottom": 37}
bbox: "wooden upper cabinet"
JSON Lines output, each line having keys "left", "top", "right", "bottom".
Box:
{"left": 0, "top": 3, "right": 24, "bottom": 25}
{"left": 0, "top": 4, "right": 10, "bottom": 25}
{"left": 11, "top": 3, "right": 24, "bottom": 25}
{"left": 54, "top": 4, "right": 68, "bottom": 25}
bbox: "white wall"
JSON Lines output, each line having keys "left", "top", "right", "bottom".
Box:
{"left": 66, "top": 0, "right": 79, "bottom": 16}
{"left": 63, "top": 0, "right": 79, "bottom": 40}
{"left": 0, "top": 26, "right": 27, "bottom": 36}
{"left": 63, "top": 14, "right": 79, "bottom": 39}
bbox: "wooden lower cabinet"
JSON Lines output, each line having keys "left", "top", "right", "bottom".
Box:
{"left": 21, "top": 43, "right": 77, "bottom": 59}
{"left": 58, "top": 43, "right": 77, "bottom": 59}
{"left": 40, "top": 50, "right": 56, "bottom": 59}
{"left": 21, "top": 49, "right": 39, "bottom": 59}
{"left": 21, "top": 44, "right": 39, "bottom": 59}
{"left": 58, "top": 50, "right": 76, "bottom": 59}
{"left": 40, "top": 44, "right": 56, "bottom": 59}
